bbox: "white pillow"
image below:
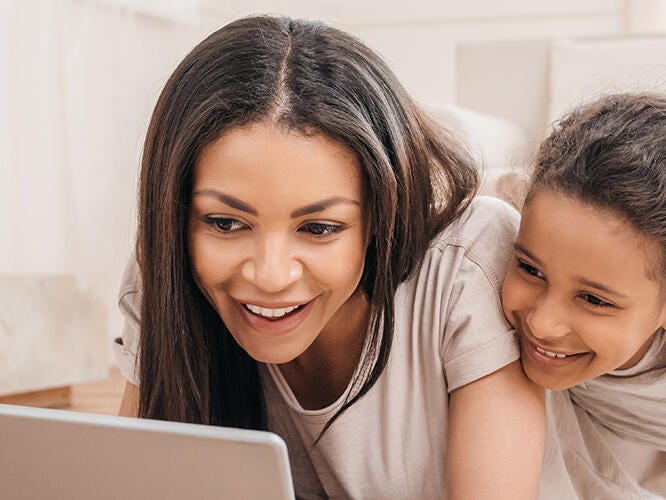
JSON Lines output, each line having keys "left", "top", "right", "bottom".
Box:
{"left": 429, "top": 104, "right": 529, "bottom": 196}
{"left": 549, "top": 36, "right": 666, "bottom": 122}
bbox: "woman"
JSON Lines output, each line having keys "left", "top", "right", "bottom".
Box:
{"left": 114, "top": 15, "right": 544, "bottom": 498}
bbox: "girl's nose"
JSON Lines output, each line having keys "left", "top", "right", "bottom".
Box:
{"left": 241, "top": 233, "right": 303, "bottom": 293}
{"left": 525, "top": 293, "right": 571, "bottom": 340}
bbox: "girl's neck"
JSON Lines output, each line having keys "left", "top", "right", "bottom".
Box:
{"left": 617, "top": 330, "right": 659, "bottom": 370}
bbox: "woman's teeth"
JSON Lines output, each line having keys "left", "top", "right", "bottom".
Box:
{"left": 245, "top": 303, "right": 301, "bottom": 318}
{"left": 535, "top": 345, "right": 573, "bottom": 359}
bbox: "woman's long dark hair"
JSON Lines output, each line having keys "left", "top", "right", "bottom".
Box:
{"left": 137, "top": 16, "right": 478, "bottom": 431}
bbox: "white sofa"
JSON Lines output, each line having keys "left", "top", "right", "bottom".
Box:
{"left": 454, "top": 34, "right": 666, "bottom": 206}
{"left": 457, "top": 34, "right": 666, "bottom": 143}
{"left": 431, "top": 104, "right": 530, "bottom": 202}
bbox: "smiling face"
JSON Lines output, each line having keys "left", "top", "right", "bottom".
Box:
{"left": 187, "top": 121, "right": 369, "bottom": 366}
{"left": 502, "top": 190, "right": 666, "bottom": 390}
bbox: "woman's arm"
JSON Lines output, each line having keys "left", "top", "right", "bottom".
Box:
{"left": 446, "top": 360, "right": 545, "bottom": 499}
{"left": 118, "top": 381, "right": 140, "bottom": 417}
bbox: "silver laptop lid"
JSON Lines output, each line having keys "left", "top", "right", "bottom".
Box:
{"left": 0, "top": 403, "right": 295, "bottom": 500}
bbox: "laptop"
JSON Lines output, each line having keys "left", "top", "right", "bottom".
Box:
{"left": 0, "top": 403, "right": 295, "bottom": 500}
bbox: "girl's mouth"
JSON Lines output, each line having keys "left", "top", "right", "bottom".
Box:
{"left": 521, "top": 335, "right": 588, "bottom": 366}
{"left": 534, "top": 344, "right": 581, "bottom": 359}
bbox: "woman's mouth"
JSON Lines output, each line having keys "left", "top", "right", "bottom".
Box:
{"left": 243, "top": 303, "right": 304, "bottom": 320}
{"left": 237, "top": 299, "right": 313, "bottom": 335}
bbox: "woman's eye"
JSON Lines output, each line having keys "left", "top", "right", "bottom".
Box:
{"left": 581, "top": 293, "right": 613, "bottom": 308}
{"left": 517, "top": 260, "right": 544, "bottom": 279}
{"left": 301, "top": 222, "right": 344, "bottom": 236}
{"left": 204, "top": 217, "right": 245, "bottom": 233}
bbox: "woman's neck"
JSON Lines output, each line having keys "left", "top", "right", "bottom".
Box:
{"left": 278, "top": 290, "right": 371, "bottom": 410}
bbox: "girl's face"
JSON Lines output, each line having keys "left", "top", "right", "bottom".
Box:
{"left": 502, "top": 190, "right": 666, "bottom": 390}
{"left": 188, "top": 121, "right": 369, "bottom": 365}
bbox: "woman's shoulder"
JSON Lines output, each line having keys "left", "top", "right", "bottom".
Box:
{"left": 119, "top": 252, "right": 141, "bottom": 300}
{"left": 400, "top": 196, "right": 520, "bottom": 306}
{"left": 429, "top": 195, "right": 519, "bottom": 264}
{"left": 395, "top": 196, "right": 521, "bottom": 392}
{"left": 114, "top": 253, "right": 143, "bottom": 386}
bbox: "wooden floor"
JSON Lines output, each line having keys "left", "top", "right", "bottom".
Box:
{"left": 68, "top": 367, "right": 126, "bottom": 415}
{"left": 0, "top": 368, "right": 126, "bottom": 416}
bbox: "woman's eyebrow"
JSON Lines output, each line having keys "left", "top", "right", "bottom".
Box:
{"left": 193, "top": 189, "right": 257, "bottom": 215}
{"left": 290, "top": 197, "right": 360, "bottom": 218}
{"left": 193, "top": 189, "right": 359, "bottom": 218}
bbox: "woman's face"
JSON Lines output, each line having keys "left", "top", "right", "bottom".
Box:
{"left": 188, "top": 121, "right": 369, "bottom": 365}
{"left": 502, "top": 190, "right": 666, "bottom": 390}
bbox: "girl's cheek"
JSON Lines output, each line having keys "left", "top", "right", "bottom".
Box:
{"left": 502, "top": 272, "right": 526, "bottom": 324}
{"left": 501, "top": 284, "right": 517, "bottom": 325}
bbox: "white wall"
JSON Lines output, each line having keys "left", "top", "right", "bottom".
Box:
{"left": 197, "top": 0, "right": 626, "bottom": 106}
{"left": 1, "top": 0, "right": 636, "bottom": 372}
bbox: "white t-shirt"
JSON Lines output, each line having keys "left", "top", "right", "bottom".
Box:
{"left": 114, "top": 196, "right": 521, "bottom": 499}
{"left": 539, "top": 332, "right": 666, "bottom": 500}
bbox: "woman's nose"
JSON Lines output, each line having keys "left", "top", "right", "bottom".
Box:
{"left": 525, "top": 293, "right": 571, "bottom": 340}
{"left": 241, "top": 233, "right": 303, "bottom": 293}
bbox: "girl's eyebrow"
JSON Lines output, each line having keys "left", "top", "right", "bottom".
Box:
{"left": 577, "top": 278, "right": 628, "bottom": 299}
{"left": 513, "top": 242, "right": 543, "bottom": 266}
{"left": 514, "top": 242, "right": 628, "bottom": 299}
{"left": 192, "top": 189, "right": 360, "bottom": 218}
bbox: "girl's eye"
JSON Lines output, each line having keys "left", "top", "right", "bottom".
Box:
{"left": 517, "top": 259, "right": 544, "bottom": 279}
{"left": 301, "top": 222, "right": 344, "bottom": 237}
{"left": 204, "top": 217, "right": 246, "bottom": 233}
{"left": 580, "top": 293, "right": 613, "bottom": 308}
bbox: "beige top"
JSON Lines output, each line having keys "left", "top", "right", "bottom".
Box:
{"left": 114, "top": 196, "right": 521, "bottom": 499}
{"left": 540, "top": 332, "right": 666, "bottom": 500}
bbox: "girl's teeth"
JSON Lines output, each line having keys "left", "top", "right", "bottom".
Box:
{"left": 535, "top": 345, "right": 568, "bottom": 359}
{"left": 245, "top": 304, "right": 300, "bottom": 318}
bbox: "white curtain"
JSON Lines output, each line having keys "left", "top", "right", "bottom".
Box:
{"left": 0, "top": 0, "right": 206, "bottom": 356}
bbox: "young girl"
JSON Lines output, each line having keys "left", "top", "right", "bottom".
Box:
{"left": 113, "top": 15, "right": 544, "bottom": 498}
{"left": 502, "top": 93, "right": 666, "bottom": 499}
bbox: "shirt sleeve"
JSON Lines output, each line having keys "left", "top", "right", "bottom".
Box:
{"left": 439, "top": 197, "right": 521, "bottom": 392}
{"left": 113, "top": 253, "right": 142, "bottom": 387}
{"left": 441, "top": 255, "right": 519, "bottom": 392}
